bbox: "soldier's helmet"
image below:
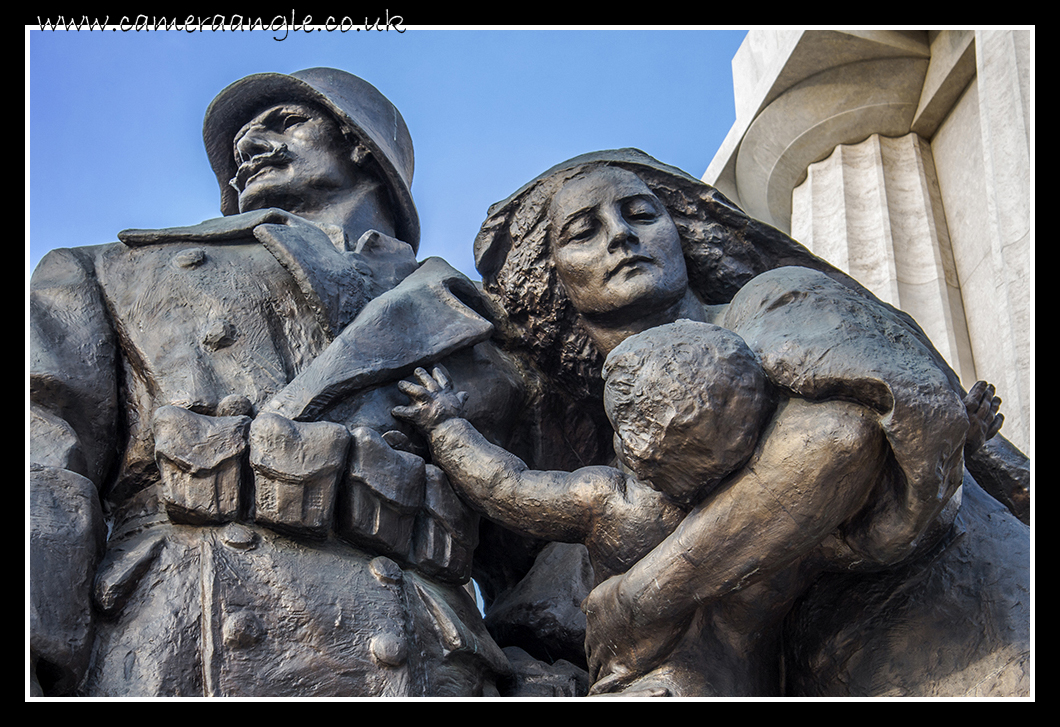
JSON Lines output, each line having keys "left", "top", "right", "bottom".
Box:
{"left": 204, "top": 68, "right": 419, "bottom": 251}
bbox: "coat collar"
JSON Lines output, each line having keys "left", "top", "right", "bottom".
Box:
{"left": 117, "top": 211, "right": 494, "bottom": 423}
{"left": 117, "top": 209, "right": 418, "bottom": 338}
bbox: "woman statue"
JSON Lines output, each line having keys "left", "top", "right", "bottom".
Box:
{"left": 467, "top": 149, "right": 1029, "bottom": 697}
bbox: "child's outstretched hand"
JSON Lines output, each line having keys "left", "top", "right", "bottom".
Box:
{"left": 393, "top": 365, "right": 469, "bottom": 433}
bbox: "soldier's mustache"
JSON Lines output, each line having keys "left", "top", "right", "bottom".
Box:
{"left": 231, "top": 145, "right": 294, "bottom": 192}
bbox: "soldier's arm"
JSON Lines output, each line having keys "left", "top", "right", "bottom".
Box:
{"left": 30, "top": 248, "right": 113, "bottom": 696}
{"left": 30, "top": 247, "right": 120, "bottom": 483}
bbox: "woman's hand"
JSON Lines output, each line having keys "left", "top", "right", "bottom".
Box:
{"left": 583, "top": 573, "right": 691, "bottom": 694}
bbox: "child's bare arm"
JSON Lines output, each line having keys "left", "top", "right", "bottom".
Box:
{"left": 393, "top": 366, "right": 621, "bottom": 544}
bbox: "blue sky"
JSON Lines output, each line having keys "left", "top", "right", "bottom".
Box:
{"left": 28, "top": 26, "right": 748, "bottom": 279}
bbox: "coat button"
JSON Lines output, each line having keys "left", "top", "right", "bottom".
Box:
{"left": 220, "top": 523, "right": 257, "bottom": 550}
{"left": 223, "top": 609, "right": 265, "bottom": 648}
{"left": 370, "top": 632, "right": 408, "bottom": 667}
{"left": 172, "top": 248, "right": 206, "bottom": 269}
{"left": 369, "top": 556, "right": 403, "bottom": 585}
{"left": 217, "top": 395, "right": 253, "bottom": 417}
{"left": 202, "top": 318, "right": 236, "bottom": 351}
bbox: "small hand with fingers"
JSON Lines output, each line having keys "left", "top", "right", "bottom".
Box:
{"left": 964, "top": 380, "right": 1004, "bottom": 455}
{"left": 393, "top": 365, "right": 469, "bottom": 433}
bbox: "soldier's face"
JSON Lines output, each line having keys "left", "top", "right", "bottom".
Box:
{"left": 232, "top": 102, "right": 359, "bottom": 214}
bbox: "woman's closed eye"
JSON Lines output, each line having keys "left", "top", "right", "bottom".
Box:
{"left": 624, "top": 198, "right": 661, "bottom": 223}
{"left": 562, "top": 215, "right": 599, "bottom": 244}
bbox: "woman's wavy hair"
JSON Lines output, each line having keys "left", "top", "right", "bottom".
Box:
{"left": 473, "top": 149, "right": 831, "bottom": 400}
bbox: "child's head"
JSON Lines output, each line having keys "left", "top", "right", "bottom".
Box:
{"left": 602, "top": 320, "right": 773, "bottom": 505}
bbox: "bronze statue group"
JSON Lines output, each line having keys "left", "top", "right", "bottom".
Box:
{"left": 30, "top": 69, "right": 1029, "bottom": 698}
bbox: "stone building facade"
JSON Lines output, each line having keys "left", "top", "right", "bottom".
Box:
{"left": 705, "top": 29, "right": 1032, "bottom": 453}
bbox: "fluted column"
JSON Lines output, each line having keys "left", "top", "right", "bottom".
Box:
{"left": 791, "top": 133, "right": 976, "bottom": 386}
{"left": 966, "top": 29, "right": 1031, "bottom": 451}
{"left": 707, "top": 29, "right": 1030, "bottom": 452}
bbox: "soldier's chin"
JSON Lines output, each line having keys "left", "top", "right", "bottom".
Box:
{"left": 238, "top": 184, "right": 288, "bottom": 214}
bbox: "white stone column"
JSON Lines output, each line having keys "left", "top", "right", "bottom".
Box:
{"left": 968, "top": 29, "right": 1031, "bottom": 451}
{"left": 791, "top": 133, "right": 976, "bottom": 386}
{"left": 707, "top": 28, "right": 1031, "bottom": 452}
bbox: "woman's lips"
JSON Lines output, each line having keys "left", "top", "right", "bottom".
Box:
{"left": 606, "top": 255, "right": 653, "bottom": 280}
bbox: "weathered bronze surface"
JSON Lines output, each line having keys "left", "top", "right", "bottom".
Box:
{"left": 30, "top": 69, "right": 518, "bottom": 697}
{"left": 30, "top": 74, "right": 1029, "bottom": 698}
{"left": 459, "top": 150, "right": 1030, "bottom": 697}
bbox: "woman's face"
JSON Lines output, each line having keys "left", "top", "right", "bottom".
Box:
{"left": 548, "top": 167, "right": 688, "bottom": 320}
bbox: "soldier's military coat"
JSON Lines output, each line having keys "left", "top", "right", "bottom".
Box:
{"left": 30, "top": 209, "right": 521, "bottom": 696}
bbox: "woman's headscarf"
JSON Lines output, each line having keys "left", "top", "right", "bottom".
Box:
{"left": 473, "top": 149, "right": 888, "bottom": 397}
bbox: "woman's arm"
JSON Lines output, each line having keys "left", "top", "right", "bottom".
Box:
{"left": 585, "top": 396, "right": 889, "bottom": 685}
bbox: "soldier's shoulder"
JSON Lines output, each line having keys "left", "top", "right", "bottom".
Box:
{"left": 31, "top": 242, "right": 120, "bottom": 288}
